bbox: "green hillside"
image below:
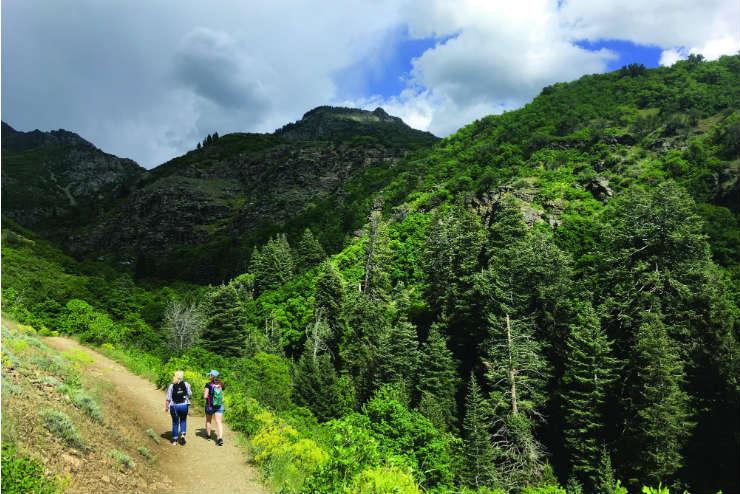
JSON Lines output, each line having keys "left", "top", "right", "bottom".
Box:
{"left": 3, "top": 55, "right": 739, "bottom": 493}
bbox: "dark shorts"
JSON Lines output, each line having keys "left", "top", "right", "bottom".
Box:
{"left": 206, "top": 405, "right": 224, "bottom": 415}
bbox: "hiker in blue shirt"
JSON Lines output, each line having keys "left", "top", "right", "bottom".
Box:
{"left": 203, "top": 369, "right": 225, "bottom": 446}
{"left": 165, "top": 370, "right": 192, "bottom": 445}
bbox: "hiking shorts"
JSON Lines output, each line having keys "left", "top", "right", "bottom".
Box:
{"left": 206, "top": 404, "right": 224, "bottom": 415}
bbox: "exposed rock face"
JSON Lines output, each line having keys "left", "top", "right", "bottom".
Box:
{"left": 583, "top": 176, "right": 614, "bottom": 201}
{"left": 275, "top": 106, "right": 437, "bottom": 145}
{"left": 3, "top": 107, "right": 438, "bottom": 281}
{"left": 1, "top": 122, "right": 145, "bottom": 229}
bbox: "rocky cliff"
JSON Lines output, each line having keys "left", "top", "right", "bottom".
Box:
{"left": 1, "top": 122, "right": 145, "bottom": 229}
{"left": 3, "top": 108, "right": 438, "bottom": 281}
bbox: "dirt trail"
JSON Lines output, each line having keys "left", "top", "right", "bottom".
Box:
{"left": 45, "top": 337, "right": 267, "bottom": 494}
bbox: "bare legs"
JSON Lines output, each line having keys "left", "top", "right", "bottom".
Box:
{"left": 205, "top": 412, "right": 223, "bottom": 441}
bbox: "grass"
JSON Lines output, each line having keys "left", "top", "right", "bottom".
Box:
{"left": 71, "top": 391, "right": 104, "bottom": 423}
{"left": 146, "top": 428, "right": 160, "bottom": 444}
{"left": 109, "top": 449, "right": 135, "bottom": 469}
{"left": 99, "top": 346, "right": 162, "bottom": 383}
{"left": 41, "top": 410, "right": 85, "bottom": 450}
{"left": 62, "top": 348, "right": 94, "bottom": 366}
{"left": 137, "top": 446, "right": 154, "bottom": 461}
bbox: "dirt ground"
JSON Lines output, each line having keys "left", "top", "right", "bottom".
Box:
{"left": 43, "top": 337, "right": 266, "bottom": 494}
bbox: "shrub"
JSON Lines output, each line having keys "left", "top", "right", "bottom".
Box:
{"left": 304, "top": 419, "right": 383, "bottom": 493}
{"left": 146, "top": 428, "right": 160, "bottom": 444}
{"left": 137, "top": 446, "right": 154, "bottom": 461}
{"left": 42, "top": 410, "right": 85, "bottom": 449}
{"left": 251, "top": 409, "right": 328, "bottom": 492}
{"left": 71, "top": 391, "right": 104, "bottom": 423}
{"left": 109, "top": 450, "right": 135, "bottom": 469}
{"left": 349, "top": 465, "right": 421, "bottom": 494}
{"left": 1, "top": 443, "right": 59, "bottom": 494}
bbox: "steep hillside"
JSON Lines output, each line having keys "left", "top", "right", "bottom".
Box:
{"left": 1, "top": 122, "right": 145, "bottom": 230}
{"left": 3, "top": 108, "right": 437, "bottom": 282}
{"left": 3, "top": 56, "right": 739, "bottom": 494}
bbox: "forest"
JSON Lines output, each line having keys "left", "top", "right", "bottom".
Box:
{"left": 2, "top": 54, "right": 739, "bottom": 494}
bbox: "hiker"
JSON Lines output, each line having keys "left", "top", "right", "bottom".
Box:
{"left": 204, "top": 369, "right": 225, "bottom": 446}
{"left": 165, "top": 370, "right": 192, "bottom": 446}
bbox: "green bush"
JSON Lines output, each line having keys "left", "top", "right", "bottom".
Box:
{"left": 1, "top": 443, "right": 59, "bottom": 494}
{"left": 349, "top": 465, "right": 421, "bottom": 493}
{"left": 42, "top": 410, "right": 85, "bottom": 449}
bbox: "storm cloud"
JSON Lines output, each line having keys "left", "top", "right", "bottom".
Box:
{"left": 3, "top": 0, "right": 738, "bottom": 167}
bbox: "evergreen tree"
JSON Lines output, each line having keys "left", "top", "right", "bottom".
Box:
{"left": 416, "top": 327, "right": 460, "bottom": 431}
{"left": 423, "top": 205, "right": 486, "bottom": 323}
{"left": 250, "top": 234, "right": 294, "bottom": 293}
{"left": 314, "top": 262, "right": 346, "bottom": 357}
{"left": 372, "top": 318, "right": 419, "bottom": 391}
{"left": 484, "top": 313, "right": 547, "bottom": 419}
{"left": 362, "top": 204, "right": 392, "bottom": 299}
{"left": 561, "top": 303, "right": 620, "bottom": 485}
{"left": 295, "top": 228, "right": 326, "bottom": 269}
{"left": 340, "top": 292, "right": 394, "bottom": 402}
{"left": 626, "top": 312, "right": 692, "bottom": 484}
{"left": 594, "top": 446, "right": 620, "bottom": 494}
{"left": 486, "top": 195, "right": 527, "bottom": 255}
{"left": 200, "top": 284, "right": 245, "bottom": 356}
{"left": 483, "top": 313, "right": 548, "bottom": 489}
{"left": 462, "top": 374, "right": 498, "bottom": 489}
{"left": 294, "top": 351, "right": 353, "bottom": 421}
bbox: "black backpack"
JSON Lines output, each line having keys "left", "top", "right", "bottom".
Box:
{"left": 172, "top": 381, "right": 188, "bottom": 404}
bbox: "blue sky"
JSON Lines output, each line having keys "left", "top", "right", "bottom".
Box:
{"left": 334, "top": 28, "right": 455, "bottom": 99}
{"left": 575, "top": 39, "right": 663, "bottom": 71}
{"left": 3, "top": 0, "right": 739, "bottom": 167}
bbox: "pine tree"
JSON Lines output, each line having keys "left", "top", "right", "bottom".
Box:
{"left": 294, "top": 351, "right": 352, "bottom": 421}
{"left": 594, "top": 446, "right": 619, "bottom": 494}
{"left": 423, "top": 205, "right": 486, "bottom": 322}
{"left": 483, "top": 313, "right": 548, "bottom": 490}
{"left": 250, "top": 234, "right": 294, "bottom": 293}
{"left": 200, "top": 284, "right": 245, "bottom": 356}
{"left": 561, "top": 303, "right": 619, "bottom": 485}
{"left": 627, "top": 312, "right": 692, "bottom": 484}
{"left": 416, "top": 327, "right": 460, "bottom": 431}
{"left": 295, "top": 228, "right": 326, "bottom": 269}
{"left": 372, "top": 318, "right": 419, "bottom": 391}
{"left": 484, "top": 313, "right": 547, "bottom": 418}
{"left": 362, "top": 205, "right": 391, "bottom": 299}
{"left": 462, "top": 374, "right": 498, "bottom": 489}
{"left": 314, "top": 262, "right": 345, "bottom": 358}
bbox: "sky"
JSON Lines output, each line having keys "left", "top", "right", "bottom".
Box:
{"left": 2, "top": 1, "right": 739, "bottom": 168}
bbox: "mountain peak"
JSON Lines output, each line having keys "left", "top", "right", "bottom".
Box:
{"left": 1, "top": 121, "right": 97, "bottom": 152}
{"left": 274, "top": 106, "right": 437, "bottom": 145}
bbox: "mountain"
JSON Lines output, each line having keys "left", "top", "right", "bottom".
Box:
{"left": 275, "top": 106, "right": 437, "bottom": 145}
{"left": 2, "top": 107, "right": 438, "bottom": 281}
{"left": 4, "top": 56, "right": 740, "bottom": 494}
{"left": 1, "top": 122, "right": 145, "bottom": 230}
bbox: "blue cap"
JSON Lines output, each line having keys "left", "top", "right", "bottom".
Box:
{"left": 207, "top": 369, "right": 220, "bottom": 377}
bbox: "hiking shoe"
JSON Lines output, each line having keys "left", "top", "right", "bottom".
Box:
{"left": 217, "top": 438, "right": 223, "bottom": 446}
{"left": 179, "top": 436, "right": 187, "bottom": 445}
{"left": 171, "top": 440, "right": 178, "bottom": 446}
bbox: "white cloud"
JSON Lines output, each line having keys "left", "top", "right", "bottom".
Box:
{"left": 659, "top": 48, "right": 687, "bottom": 67}
{"left": 3, "top": 0, "right": 738, "bottom": 166}
{"left": 362, "top": 0, "right": 739, "bottom": 137}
